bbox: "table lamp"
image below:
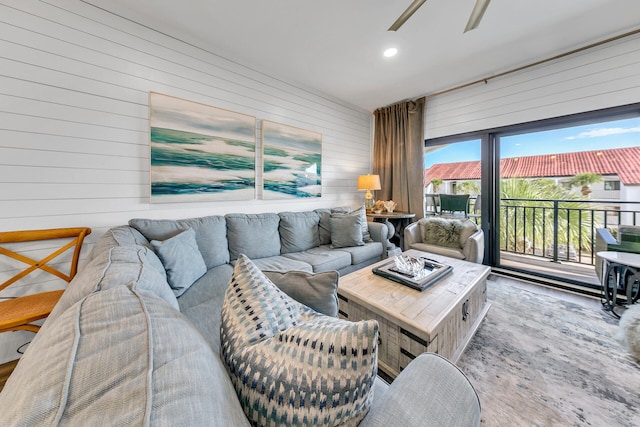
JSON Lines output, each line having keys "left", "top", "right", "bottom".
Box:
{"left": 357, "top": 174, "right": 381, "bottom": 210}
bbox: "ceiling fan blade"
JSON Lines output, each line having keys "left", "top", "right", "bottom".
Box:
{"left": 388, "top": 0, "right": 428, "bottom": 31}
{"left": 464, "top": 0, "right": 491, "bottom": 32}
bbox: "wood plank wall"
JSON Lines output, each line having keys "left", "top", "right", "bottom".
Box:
{"left": 0, "top": 0, "right": 373, "bottom": 364}
{"left": 425, "top": 32, "right": 640, "bottom": 139}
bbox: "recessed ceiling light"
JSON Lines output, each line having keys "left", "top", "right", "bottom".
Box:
{"left": 384, "top": 48, "right": 398, "bottom": 58}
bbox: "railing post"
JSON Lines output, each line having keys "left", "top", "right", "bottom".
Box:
{"left": 553, "top": 199, "right": 559, "bottom": 263}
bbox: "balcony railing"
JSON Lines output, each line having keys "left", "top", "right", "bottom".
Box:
{"left": 500, "top": 198, "right": 640, "bottom": 266}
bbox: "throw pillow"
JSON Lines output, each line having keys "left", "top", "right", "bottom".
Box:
{"left": 420, "top": 217, "right": 465, "bottom": 249}
{"left": 221, "top": 255, "right": 378, "bottom": 427}
{"left": 331, "top": 206, "right": 373, "bottom": 243}
{"left": 151, "top": 228, "right": 207, "bottom": 297}
{"left": 278, "top": 211, "right": 321, "bottom": 254}
{"left": 264, "top": 270, "right": 339, "bottom": 317}
{"left": 314, "top": 208, "right": 332, "bottom": 245}
{"left": 129, "top": 215, "right": 229, "bottom": 269}
{"left": 330, "top": 215, "right": 365, "bottom": 248}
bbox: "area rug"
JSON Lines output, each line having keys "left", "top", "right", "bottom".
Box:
{"left": 457, "top": 280, "right": 640, "bottom": 427}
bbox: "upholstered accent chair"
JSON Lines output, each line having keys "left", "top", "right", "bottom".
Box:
{"left": 595, "top": 226, "right": 640, "bottom": 279}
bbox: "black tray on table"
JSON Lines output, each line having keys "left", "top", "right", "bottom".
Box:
{"left": 372, "top": 256, "right": 452, "bottom": 291}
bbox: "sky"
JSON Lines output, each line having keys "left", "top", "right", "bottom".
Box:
{"left": 424, "top": 117, "right": 640, "bottom": 168}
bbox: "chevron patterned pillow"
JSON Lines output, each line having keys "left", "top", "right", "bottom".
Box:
{"left": 221, "top": 254, "right": 379, "bottom": 427}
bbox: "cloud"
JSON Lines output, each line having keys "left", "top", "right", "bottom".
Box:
{"left": 565, "top": 126, "right": 640, "bottom": 140}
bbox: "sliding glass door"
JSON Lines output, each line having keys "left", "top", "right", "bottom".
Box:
{"left": 424, "top": 103, "right": 640, "bottom": 295}
{"left": 496, "top": 116, "right": 640, "bottom": 287}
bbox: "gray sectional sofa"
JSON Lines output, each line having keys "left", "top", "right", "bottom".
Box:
{"left": 0, "top": 209, "right": 481, "bottom": 426}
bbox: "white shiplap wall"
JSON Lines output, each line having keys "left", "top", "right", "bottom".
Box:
{"left": 425, "top": 32, "right": 640, "bottom": 139}
{"left": 0, "top": 0, "right": 373, "bottom": 363}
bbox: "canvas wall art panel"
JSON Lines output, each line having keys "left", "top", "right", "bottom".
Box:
{"left": 261, "top": 120, "right": 322, "bottom": 199}
{"left": 149, "top": 92, "right": 256, "bottom": 203}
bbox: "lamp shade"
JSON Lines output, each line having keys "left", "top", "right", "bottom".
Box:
{"left": 357, "top": 174, "right": 381, "bottom": 191}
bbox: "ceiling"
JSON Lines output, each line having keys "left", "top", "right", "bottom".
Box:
{"left": 85, "top": 0, "right": 640, "bottom": 111}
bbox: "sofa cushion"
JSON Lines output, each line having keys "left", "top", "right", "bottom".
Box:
{"left": 234, "top": 254, "right": 314, "bottom": 273}
{"left": 150, "top": 228, "right": 207, "bottom": 297}
{"left": 178, "top": 264, "right": 235, "bottom": 354}
{"left": 278, "top": 211, "right": 321, "bottom": 253}
{"left": 226, "top": 213, "right": 281, "bottom": 260}
{"left": 331, "top": 206, "right": 373, "bottom": 243}
{"left": 129, "top": 215, "right": 229, "bottom": 269}
{"left": 264, "top": 270, "right": 339, "bottom": 317}
{"left": 47, "top": 245, "right": 178, "bottom": 325}
{"left": 0, "top": 286, "right": 249, "bottom": 427}
{"left": 283, "top": 246, "right": 352, "bottom": 272}
{"left": 330, "top": 214, "right": 365, "bottom": 248}
{"left": 89, "top": 225, "right": 151, "bottom": 260}
{"left": 336, "top": 242, "right": 384, "bottom": 265}
{"left": 408, "top": 242, "right": 466, "bottom": 260}
{"left": 221, "top": 255, "right": 378, "bottom": 427}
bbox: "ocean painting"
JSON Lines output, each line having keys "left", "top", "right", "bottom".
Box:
{"left": 149, "top": 93, "right": 256, "bottom": 203}
{"left": 261, "top": 121, "right": 322, "bottom": 199}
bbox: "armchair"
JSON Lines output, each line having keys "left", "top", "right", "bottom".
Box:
{"left": 404, "top": 217, "right": 484, "bottom": 263}
{"left": 595, "top": 226, "right": 640, "bottom": 280}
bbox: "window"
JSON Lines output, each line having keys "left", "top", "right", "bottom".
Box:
{"left": 604, "top": 181, "right": 620, "bottom": 191}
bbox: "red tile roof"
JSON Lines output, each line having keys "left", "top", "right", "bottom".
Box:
{"left": 424, "top": 147, "right": 640, "bottom": 185}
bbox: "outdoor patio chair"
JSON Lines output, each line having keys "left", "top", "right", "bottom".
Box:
{"left": 439, "top": 194, "right": 470, "bottom": 217}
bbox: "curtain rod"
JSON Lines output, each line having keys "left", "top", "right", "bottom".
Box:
{"left": 422, "top": 27, "right": 640, "bottom": 101}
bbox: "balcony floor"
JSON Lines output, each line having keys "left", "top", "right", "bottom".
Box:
{"left": 499, "top": 252, "right": 600, "bottom": 287}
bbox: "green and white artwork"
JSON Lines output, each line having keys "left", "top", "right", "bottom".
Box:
{"left": 149, "top": 92, "right": 256, "bottom": 203}
{"left": 262, "top": 120, "right": 322, "bottom": 199}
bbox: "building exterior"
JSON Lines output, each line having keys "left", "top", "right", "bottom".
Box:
{"left": 425, "top": 146, "right": 640, "bottom": 201}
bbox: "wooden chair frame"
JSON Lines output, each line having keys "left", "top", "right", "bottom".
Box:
{"left": 0, "top": 227, "right": 91, "bottom": 333}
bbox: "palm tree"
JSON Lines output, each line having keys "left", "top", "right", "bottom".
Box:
{"left": 500, "top": 178, "right": 599, "bottom": 258}
{"left": 456, "top": 180, "right": 480, "bottom": 196}
{"left": 568, "top": 173, "right": 602, "bottom": 197}
{"left": 430, "top": 178, "right": 443, "bottom": 193}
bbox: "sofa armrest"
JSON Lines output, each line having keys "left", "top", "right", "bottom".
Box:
{"left": 403, "top": 221, "right": 422, "bottom": 250}
{"left": 367, "top": 221, "right": 388, "bottom": 244}
{"left": 360, "top": 353, "right": 481, "bottom": 427}
{"left": 462, "top": 229, "right": 485, "bottom": 264}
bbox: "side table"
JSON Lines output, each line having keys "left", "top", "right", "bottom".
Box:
{"left": 366, "top": 211, "right": 415, "bottom": 253}
{"left": 597, "top": 251, "right": 640, "bottom": 317}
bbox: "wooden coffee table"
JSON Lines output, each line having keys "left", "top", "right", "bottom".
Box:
{"left": 338, "top": 249, "right": 491, "bottom": 380}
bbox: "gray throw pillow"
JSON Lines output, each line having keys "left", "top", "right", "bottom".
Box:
{"left": 129, "top": 215, "right": 229, "bottom": 269}
{"left": 264, "top": 270, "right": 339, "bottom": 317}
{"left": 278, "top": 211, "right": 321, "bottom": 253}
{"left": 314, "top": 208, "right": 332, "bottom": 245}
{"left": 331, "top": 206, "right": 373, "bottom": 243}
{"left": 151, "top": 228, "right": 207, "bottom": 297}
{"left": 330, "top": 215, "right": 365, "bottom": 248}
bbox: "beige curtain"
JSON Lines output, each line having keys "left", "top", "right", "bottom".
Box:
{"left": 373, "top": 97, "right": 425, "bottom": 219}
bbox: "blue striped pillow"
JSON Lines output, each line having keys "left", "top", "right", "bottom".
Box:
{"left": 221, "top": 255, "right": 379, "bottom": 426}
